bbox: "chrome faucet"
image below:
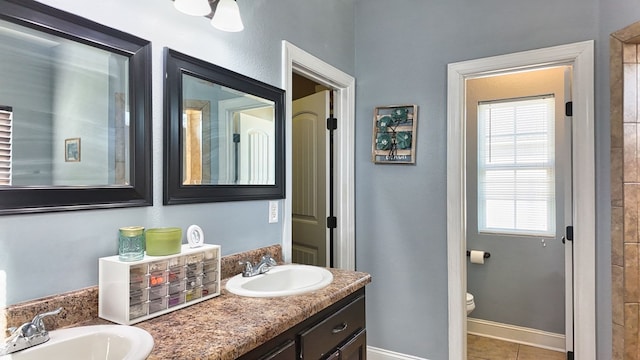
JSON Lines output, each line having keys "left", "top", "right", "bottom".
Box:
{"left": 1, "top": 307, "right": 62, "bottom": 356}
{"left": 240, "top": 254, "right": 277, "bottom": 277}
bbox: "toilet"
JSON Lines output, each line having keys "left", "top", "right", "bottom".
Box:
{"left": 466, "top": 292, "right": 475, "bottom": 315}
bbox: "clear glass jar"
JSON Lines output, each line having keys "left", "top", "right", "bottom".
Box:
{"left": 118, "top": 226, "right": 145, "bottom": 261}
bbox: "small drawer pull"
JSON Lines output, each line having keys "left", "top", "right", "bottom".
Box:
{"left": 331, "top": 322, "right": 348, "bottom": 334}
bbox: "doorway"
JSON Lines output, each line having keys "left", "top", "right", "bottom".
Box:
{"left": 446, "top": 41, "right": 595, "bottom": 360}
{"left": 465, "top": 67, "right": 572, "bottom": 352}
{"left": 282, "top": 41, "right": 356, "bottom": 270}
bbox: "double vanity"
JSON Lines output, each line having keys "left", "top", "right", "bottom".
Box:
{"left": 2, "top": 246, "right": 371, "bottom": 359}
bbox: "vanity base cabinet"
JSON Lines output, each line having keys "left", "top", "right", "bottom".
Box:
{"left": 239, "top": 288, "right": 366, "bottom": 360}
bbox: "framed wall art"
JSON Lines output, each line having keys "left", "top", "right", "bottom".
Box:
{"left": 371, "top": 104, "right": 417, "bottom": 164}
{"left": 65, "top": 137, "right": 81, "bottom": 162}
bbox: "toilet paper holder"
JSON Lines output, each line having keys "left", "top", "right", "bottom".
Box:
{"left": 466, "top": 250, "right": 491, "bottom": 258}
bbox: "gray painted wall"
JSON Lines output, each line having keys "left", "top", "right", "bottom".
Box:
{"left": 52, "top": 43, "right": 113, "bottom": 185}
{"left": 0, "top": 0, "right": 355, "bottom": 305}
{"left": 0, "top": 37, "right": 54, "bottom": 185}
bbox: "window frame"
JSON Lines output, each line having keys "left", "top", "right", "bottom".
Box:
{"left": 476, "top": 95, "right": 556, "bottom": 237}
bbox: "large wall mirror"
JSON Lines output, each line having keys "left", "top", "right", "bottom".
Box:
{"left": 0, "top": 0, "right": 152, "bottom": 214}
{"left": 164, "top": 48, "right": 285, "bottom": 204}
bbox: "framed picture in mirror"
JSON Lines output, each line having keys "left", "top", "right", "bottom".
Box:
{"left": 64, "top": 138, "right": 81, "bottom": 162}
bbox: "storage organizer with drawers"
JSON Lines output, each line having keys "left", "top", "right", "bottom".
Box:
{"left": 99, "top": 244, "right": 221, "bottom": 325}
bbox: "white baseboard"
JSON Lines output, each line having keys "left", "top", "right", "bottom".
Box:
{"left": 467, "top": 317, "right": 565, "bottom": 352}
{"left": 366, "top": 319, "right": 563, "bottom": 359}
{"left": 367, "top": 346, "right": 428, "bottom": 360}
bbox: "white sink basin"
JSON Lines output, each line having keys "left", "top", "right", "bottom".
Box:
{"left": 226, "top": 264, "right": 333, "bottom": 297}
{"left": 0, "top": 325, "right": 153, "bottom": 360}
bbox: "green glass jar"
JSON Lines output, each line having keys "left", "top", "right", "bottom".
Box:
{"left": 118, "top": 226, "right": 145, "bottom": 261}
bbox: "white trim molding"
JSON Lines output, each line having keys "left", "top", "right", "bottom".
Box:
{"left": 467, "top": 318, "right": 565, "bottom": 352}
{"left": 367, "top": 346, "right": 429, "bottom": 360}
{"left": 446, "top": 40, "right": 595, "bottom": 360}
{"left": 281, "top": 41, "right": 356, "bottom": 270}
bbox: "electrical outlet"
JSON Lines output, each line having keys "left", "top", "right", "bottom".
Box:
{"left": 268, "top": 201, "right": 278, "bottom": 223}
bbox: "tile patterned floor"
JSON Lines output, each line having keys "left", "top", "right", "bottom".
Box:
{"left": 467, "top": 334, "right": 566, "bottom": 360}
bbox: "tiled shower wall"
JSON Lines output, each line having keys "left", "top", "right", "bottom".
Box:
{"left": 611, "top": 22, "right": 640, "bottom": 360}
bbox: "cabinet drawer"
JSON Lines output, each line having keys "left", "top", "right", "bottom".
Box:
{"left": 259, "top": 340, "right": 296, "bottom": 360}
{"left": 299, "top": 295, "right": 365, "bottom": 359}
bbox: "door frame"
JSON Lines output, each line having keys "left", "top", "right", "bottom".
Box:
{"left": 282, "top": 41, "right": 356, "bottom": 270}
{"left": 446, "top": 40, "right": 595, "bottom": 359}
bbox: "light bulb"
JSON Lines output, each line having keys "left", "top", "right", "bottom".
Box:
{"left": 211, "top": 0, "right": 244, "bottom": 32}
{"left": 174, "top": 0, "right": 211, "bottom": 16}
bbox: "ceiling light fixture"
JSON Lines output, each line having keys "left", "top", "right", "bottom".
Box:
{"left": 173, "top": 0, "right": 244, "bottom": 32}
{"left": 211, "top": 0, "right": 244, "bottom": 32}
{"left": 174, "top": 0, "right": 211, "bottom": 16}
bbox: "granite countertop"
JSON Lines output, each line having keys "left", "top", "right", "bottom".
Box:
{"left": 96, "top": 267, "right": 370, "bottom": 360}
{"left": 3, "top": 244, "right": 370, "bottom": 360}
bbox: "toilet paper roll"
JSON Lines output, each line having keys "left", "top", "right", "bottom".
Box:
{"left": 469, "top": 250, "right": 485, "bottom": 265}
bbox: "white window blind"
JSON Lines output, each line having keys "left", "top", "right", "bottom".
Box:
{"left": 477, "top": 96, "right": 555, "bottom": 236}
{"left": 0, "top": 107, "right": 12, "bottom": 186}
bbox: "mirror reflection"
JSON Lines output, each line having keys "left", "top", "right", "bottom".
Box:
{"left": 0, "top": 19, "right": 130, "bottom": 187}
{"left": 182, "top": 74, "right": 275, "bottom": 186}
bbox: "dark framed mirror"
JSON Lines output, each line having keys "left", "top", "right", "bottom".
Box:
{"left": 0, "top": 0, "right": 152, "bottom": 215}
{"left": 164, "top": 48, "right": 285, "bottom": 204}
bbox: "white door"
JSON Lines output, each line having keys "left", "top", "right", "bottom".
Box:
{"left": 292, "top": 90, "right": 330, "bottom": 266}
{"left": 236, "top": 112, "right": 275, "bottom": 184}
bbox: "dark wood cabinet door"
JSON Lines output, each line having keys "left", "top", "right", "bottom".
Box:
{"left": 339, "top": 329, "right": 366, "bottom": 360}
